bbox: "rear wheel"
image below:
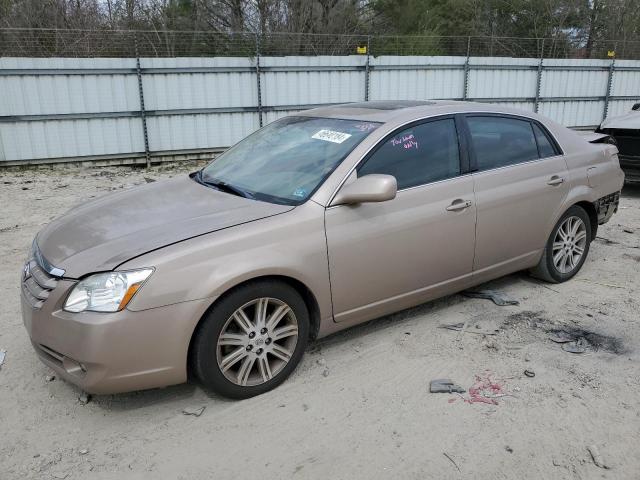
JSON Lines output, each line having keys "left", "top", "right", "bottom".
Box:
{"left": 191, "top": 280, "right": 309, "bottom": 399}
{"left": 530, "top": 205, "right": 591, "bottom": 283}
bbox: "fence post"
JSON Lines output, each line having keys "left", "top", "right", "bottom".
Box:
{"left": 255, "top": 32, "right": 263, "bottom": 128}
{"left": 603, "top": 57, "right": 616, "bottom": 121}
{"left": 134, "top": 34, "right": 151, "bottom": 168}
{"left": 462, "top": 36, "right": 471, "bottom": 100}
{"left": 364, "top": 35, "right": 371, "bottom": 101}
{"left": 534, "top": 38, "right": 545, "bottom": 113}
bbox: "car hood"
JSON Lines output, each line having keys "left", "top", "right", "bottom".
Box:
{"left": 600, "top": 111, "right": 640, "bottom": 130}
{"left": 36, "top": 175, "right": 293, "bottom": 278}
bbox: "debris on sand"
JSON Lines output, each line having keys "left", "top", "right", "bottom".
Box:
{"left": 0, "top": 349, "right": 5, "bottom": 369}
{"left": 182, "top": 406, "right": 206, "bottom": 417}
{"left": 463, "top": 289, "right": 519, "bottom": 306}
{"left": 548, "top": 328, "right": 624, "bottom": 354}
{"left": 448, "top": 372, "right": 511, "bottom": 405}
{"left": 78, "top": 392, "right": 91, "bottom": 405}
{"left": 443, "top": 452, "right": 461, "bottom": 472}
{"left": 587, "top": 445, "right": 609, "bottom": 469}
{"left": 524, "top": 369, "right": 535, "bottom": 378}
{"left": 562, "top": 339, "right": 588, "bottom": 354}
{"left": 430, "top": 379, "right": 466, "bottom": 393}
{"left": 503, "top": 310, "right": 549, "bottom": 329}
{"left": 439, "top": 322, "right": 500, "bottom": 336}
{"left": 577, "top": 279, "right": 625, "bottom": 289}
{"left": 549, "top": 331, "right": 576, "bottom": 343}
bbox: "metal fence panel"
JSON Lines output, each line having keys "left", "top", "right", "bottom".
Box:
{"left": 539, "top": 100, "right": 607, "bottom": 128}
{"left": 261, "top": 56, "right": 365, "bottom": 107}
{"left": 0, "top": 57, "right": 139, "bottom": 115}
{"left": 467, "top": 57, "right": 539, "bottom": 100}
{"left": 140, "top": 57, "right": 256, "bottom": 110}
{"left": 0, "top": 117, "right": 144, "bottom": 161}
{"left": 1, "top": 54, "right": 640, "bottom": 165}
{"left": 146, "top": 112, "right": 258, "bottom": 152}
{"left": 370, "top": 56, "right": 465, "bottom": 100}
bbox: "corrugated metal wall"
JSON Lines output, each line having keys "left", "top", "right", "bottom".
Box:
{"left": 1, "top": 55, "right": 639, "bottom": 164}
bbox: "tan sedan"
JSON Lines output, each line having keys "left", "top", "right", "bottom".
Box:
{"left": 21, "top": 101, "right": 624, "bottom": 398}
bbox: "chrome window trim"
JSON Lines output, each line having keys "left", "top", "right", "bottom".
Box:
{"left": 32, "top": 239, "right": 65, "bottom": 278}
{"left": 326, "top": 109, "right": 565, "bottom": 208}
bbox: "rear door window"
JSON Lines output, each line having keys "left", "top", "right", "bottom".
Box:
{"left": 358, "top": 118, "right": 461, "bottom": 190}
{"left": 532, "top": 123, "right": 559, "bottom": 158}
{"left": 467, "top": 116, "right": 539, "bottom": 171}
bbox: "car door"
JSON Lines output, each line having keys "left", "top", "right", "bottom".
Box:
{"left": 325, "top": 116, "right": 477, "bottom": 326}
{"left": 465, "top": 114, "right": 570, "bottom": 280}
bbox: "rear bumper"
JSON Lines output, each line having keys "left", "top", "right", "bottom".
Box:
{"left": 22, "top": 277, "right": 212, "bottom": 394}
{"left": 594, "top": 191, "right": 620, "bottom": 225}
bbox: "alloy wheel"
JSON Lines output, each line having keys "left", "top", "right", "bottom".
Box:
{"left": 552, "top": 215, "right": 587, "bottom": 274}
{"left": 216, "top": 297, "right": 299, "bottom": 387}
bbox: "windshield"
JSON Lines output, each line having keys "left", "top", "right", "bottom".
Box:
{"left": 200, "top": 116, "right": 381, "bottom": 205}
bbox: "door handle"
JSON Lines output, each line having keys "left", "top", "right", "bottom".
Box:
{"left": 547, "top": 176, "right": 565, "bottom": 186}
{"left": 446, "top": 199, "right": 473, "bottom": 212}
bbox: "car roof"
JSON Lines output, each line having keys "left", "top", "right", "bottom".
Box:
{"left": 298, "top": 100, "right": 539, "bottom": 124}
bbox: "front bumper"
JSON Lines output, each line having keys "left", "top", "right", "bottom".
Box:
{"left": 22, "top": 273, "right": 212, "bottom": 395}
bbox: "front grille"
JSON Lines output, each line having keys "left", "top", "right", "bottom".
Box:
{"left": 21, "top": 258, "right": 58, "bottom": 309}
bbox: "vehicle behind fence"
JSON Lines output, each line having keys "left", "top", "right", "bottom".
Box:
{"left": 1, "top": 29, "right": 639, "bottom": 166}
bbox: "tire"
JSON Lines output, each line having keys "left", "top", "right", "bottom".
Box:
{"left": 530, "top": 205, "right": 592, "bottom": 283}
{"left": 191, "top": 280, "right": 309, "bottom": 399}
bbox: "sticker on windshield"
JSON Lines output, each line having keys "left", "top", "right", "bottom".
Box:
{"left": 293, "top": 187, "right": 307, "bottom": 198}
{"left": 312, "top": 129, "right": 352, "bottom": 144}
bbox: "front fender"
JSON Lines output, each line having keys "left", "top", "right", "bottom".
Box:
{"left": 120, "top": 202, "right": 332, "bottom": 325}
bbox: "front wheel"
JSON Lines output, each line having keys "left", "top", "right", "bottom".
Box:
{"left": 530, "top": 205, "right": 592, "bottom": 283}
{"left": 191, "top": 280, "right": 309, "bottom": 399}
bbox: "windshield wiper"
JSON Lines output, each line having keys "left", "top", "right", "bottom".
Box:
{"left": 196, "top": 171, "right": 254, "bottom": 199}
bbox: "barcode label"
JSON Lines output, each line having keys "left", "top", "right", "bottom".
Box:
{"left": 312, "top": 129, "right": 352, "bottom": 144}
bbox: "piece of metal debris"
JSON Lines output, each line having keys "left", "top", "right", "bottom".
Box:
{"left": 182, "top": 406, "right": 206, "bottom": 417}
{"left": 524, "top": 369, "right": 536, "bottom": 378}
{"left": 430, "top": 378, "right": 466, "bottom": 393}
{"left": 439, "top": 322, "right": 499, "bottom": 335}
{"left": 463, "top": 289, "right": 519, "bottom": 306}
{"left": 562, "top": 338, "right": 588, "bottom": 354}
{"left": 0, "top": 349, "right": 6, "bottom": 368}
{"left": 45, "top": 375, "right": 56, "bottom": 382}
{"left": 587, "top": 445, "right": 609, "bottom": 469}
{"left": 78, "top": 392, "right": 91, "bottom": 405}
{"left": 79, "top": 448, "right": 89, "bottom": 455}
{"left": 549, "top": 331, "right": 575, "bottom": 343}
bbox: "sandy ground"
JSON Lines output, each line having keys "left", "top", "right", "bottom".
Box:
{"left": 1, "top": 163, "right": 639, "bottom": 480}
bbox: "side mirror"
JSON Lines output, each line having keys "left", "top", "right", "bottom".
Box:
{"left": 330, "top": 174, "right": 397, "bottom": 206}
{"left": 632, "top": 103, "right": 640, "bottom": 111}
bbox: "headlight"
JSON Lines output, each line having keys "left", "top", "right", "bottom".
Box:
{"left": 64, "top": 268, "right": 153, "bottom": 313}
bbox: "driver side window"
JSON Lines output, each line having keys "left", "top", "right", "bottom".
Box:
{"left": 357, "top": 118, "right": 461, "bottom": 190}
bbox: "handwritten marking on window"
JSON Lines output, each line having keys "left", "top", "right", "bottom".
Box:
{"left": 391, "top": 133, "right": 419, "bottom": 150}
